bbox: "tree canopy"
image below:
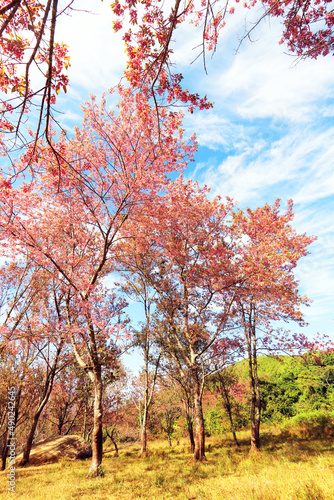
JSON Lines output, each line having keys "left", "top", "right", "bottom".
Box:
{"left": 1, "top": 0, "right": 334, "bottom": 146}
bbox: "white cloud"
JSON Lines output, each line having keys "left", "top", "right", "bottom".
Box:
{"left": 189, "top": 114, "right": 334, "bottom": 338}
{"left": 194, "top": 125, "right": 334, "bottom": 207}
{"left": 56, "top": 2, "right": 126, "bottom": 95}
{"left": 184, "top": 112, "right": 251, "bottom": 150}
{"left": 182, "top": 14, "right": 334, "bottom": 124}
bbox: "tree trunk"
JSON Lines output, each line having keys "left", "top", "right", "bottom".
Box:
{"left": 186, "top": 410, "right": 195, "bottom": 452}
{"left": 249, "top": 377, "right": 261, "bottom": 450}
{"left": 57, "top": 401, "right": 69, "bottom": 435}
{"left": 82, "top": 405, "right": 87, "bottom": 440}
{"left": 1, "top": 431, "right": 8, "bottom": 471}
{"left": 182, "top": 394, "right": 195, "bottom": 452}
{"left": 2, "top": 386, "right": 21, "bottom": 470}
{"left": 19, "top": 342, "right": 62, "bottom": 466}
{"left": 139, "top": 329, "right": 160, "bottom": 457}
{"left": 105, "top": 426, "right": 119, "bottom": 457}
{"left": 219, "top": 382, "right": 240, "bottom": 447}
{"left": 251, "top": 322, "right": 261, "bottom": 450}
{"left": 248, "top": 351, "right": 259, "bottom": 450}
{"left": 224, "top": 396, "right": 240, "bottom": 447}
{"left": 86, "top": 369, "right": 103, "bottom": 477}
{"left": 193, "top": 391, "right": 206, "bottom": 461}
{"left": 19, "top": 412, "right": 41, "bottom": 466}
{"left": 111, "top": 435, "right": 119, "bottom": 457}
{"left": 228, "top": 408, "right": 240, "bottom": 447}
{"left": 140, "top": 406, "right": 148, "bottom": 456}
{"left": 64, "top": 402, "right": 82, "bottom": 436}
{"left": 246, "top": 311, "right": 261, "bottom": 451}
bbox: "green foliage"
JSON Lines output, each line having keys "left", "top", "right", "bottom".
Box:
{"left": 282, "top": 409, "right": 334, "bottom": 438}
{"left": 260, "top": 379, "right": 300, "bottom": 422}
{"left": 230, "top": 354, "right": 334, "bottom": 429}
{"left": 204, "top": 403, "right": 228, "bottom": 435}
{"left": 254, "top": 355, "right": 334, "bottom": 423}
{"left": 204, "top": 400, "right": 249, "bottom": 436}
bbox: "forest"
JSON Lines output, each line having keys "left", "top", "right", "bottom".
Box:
{"left": 0, "top": 0, "right": 334, "bottom": 498}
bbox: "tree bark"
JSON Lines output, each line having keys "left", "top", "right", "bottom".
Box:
{"left": 1, "top": 432, "right": 8, "bottom": 471}
{"left": 223, "top": 393, "right": 240, "bottom": 447}
{"left": 218, "top": 375, "right": 240, "bottom": 447}
{"left": 82, "top": 405, "right": 87, "bottom": 440}
{"left": 227, "top": 405, "right": 240, "bottom": 447}
{"left": 140, "top": 406, "right": 148, "bottom": 456}
{"left": 1, "top": 386, "right": 21, "bottom": 470}
{"left": 19, "top": 412, "right": 41, "bottom": 466}
{"left": 246, "top": 306, "right": 261, "bottom": 451}
{"left": 86, "top": 368, "right": 103, "bottom": 477}
{"left": 248, "top": 348, "right": 259, "bottom": 450}
{"left": 193, "top": 390, "right": 206, "bottom": 461}
{"left": 251, "top": 320, "right": 261, "bottom": 450}
{"left": 105, "top": 426, "right": 119, "bottom": 457}
{"left": 110, "top": 433, "right": 119, "bottom": 457}
{"left": 138, "top": 319, "right": 160, "bottom": 457}
{"left": 185, "top": 409, "right": 195, "bottom": 452}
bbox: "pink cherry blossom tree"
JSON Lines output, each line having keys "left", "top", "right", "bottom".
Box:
{"left": 0, "top": 88, "right": 195, "bottom": 475}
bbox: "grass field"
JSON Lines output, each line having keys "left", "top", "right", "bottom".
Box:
{"left": 1, "top": 428, "right": 334, "bottom": 499}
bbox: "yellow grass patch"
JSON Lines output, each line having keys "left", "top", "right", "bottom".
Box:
{"left": 1, "top": 430, "right": 334, "bottom": 499}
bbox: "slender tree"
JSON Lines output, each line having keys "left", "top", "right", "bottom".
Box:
{"left": 232, "top": 200, "right": 315, "bottom": 450}
{"left": 119, "top": 179, "right": 238, "bottom": 460}
{"left": 158, "top": 363, "right": 196, "bottom": 452}
{"left": 210, "top": 367, "right": 241, "bottom": 446}
{"left": 117, "top": 253, "right": 162, "bottom": 456}
{"left": 19, "top": 337, "right": 65, "bottom": 466}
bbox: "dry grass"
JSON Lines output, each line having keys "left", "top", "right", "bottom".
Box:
{"left": 1, "top": 428, "right": 334, "bottom": 499}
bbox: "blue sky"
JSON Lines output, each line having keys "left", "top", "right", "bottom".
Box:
{"left": 12, "top": 1, "right": 334, "bottom": 370}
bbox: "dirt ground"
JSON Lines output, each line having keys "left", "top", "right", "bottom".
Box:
{"left": 16, "top": 435, "right": 92, "bottom": 466}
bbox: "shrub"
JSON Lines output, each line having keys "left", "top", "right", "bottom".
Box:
{"left": 281, "top": 410, "right": 334, "bottom": 439}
